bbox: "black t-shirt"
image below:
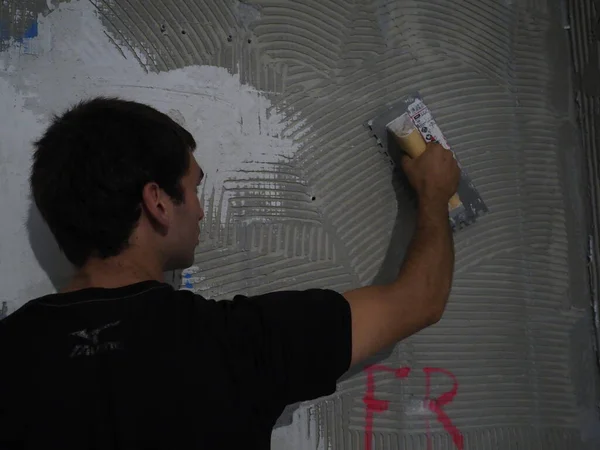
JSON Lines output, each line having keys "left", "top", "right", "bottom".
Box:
{"left": 0, "top": 281, "right": 352, "bottom": 449}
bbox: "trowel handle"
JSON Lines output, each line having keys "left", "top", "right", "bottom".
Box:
{"left": 392, "top": 129, "right": 462, "bottom": 210}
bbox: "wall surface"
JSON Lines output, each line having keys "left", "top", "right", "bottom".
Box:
{"left": 1, "top": 0, "right": 599, "bottom": 449}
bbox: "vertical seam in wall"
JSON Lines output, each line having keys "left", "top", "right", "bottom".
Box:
{"left": 566, "top": 0, "right": 600, "bottom": 374}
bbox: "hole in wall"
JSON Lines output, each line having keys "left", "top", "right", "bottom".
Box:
{"left": 311, "top": 196, "right": 316, "bottom": 201}
{"left": 181, "top": 29, "right": 187, "bottom": 35}
{"left": 247, "top": 38, "right": 252, "bottom": 43}
{"left": 227, "top": 35, "right": 233, "bottom": 42}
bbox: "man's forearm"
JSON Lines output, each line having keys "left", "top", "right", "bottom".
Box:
{"left": 344, "top": 143, "right": 460, "bottom": 366}
{"left": 393, "top": 199, "right": 455, "bottom": 324}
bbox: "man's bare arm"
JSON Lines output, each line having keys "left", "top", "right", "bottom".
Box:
{"left": 343, "top": 143, "right": 460, "bottom": 366}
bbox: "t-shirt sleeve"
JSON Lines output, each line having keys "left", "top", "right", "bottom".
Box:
{"left": 215, "top": 289, "right": 352, "bottom": 406}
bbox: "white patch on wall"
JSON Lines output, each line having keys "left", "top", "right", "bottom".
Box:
{"left": 0, "top": 0, "right": 302, "bottom": 306}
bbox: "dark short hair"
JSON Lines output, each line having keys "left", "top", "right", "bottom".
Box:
{"left": 30, "top": 97, "right": 197, "bottom": 267}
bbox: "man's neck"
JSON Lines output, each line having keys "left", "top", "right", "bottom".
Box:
{"left": 61, "top": 254, "right": 164, "bottom": 293}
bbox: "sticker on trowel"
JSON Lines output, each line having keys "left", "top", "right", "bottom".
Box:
{"left": 406, "top": 97, "right": 449, "bottom": 149}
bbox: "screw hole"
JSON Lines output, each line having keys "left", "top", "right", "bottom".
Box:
{"left": 247, "top": 38, "right": 252, "bottom": 43}
{"left": 311, "top": 196, "right": 316, "bottom": 201}
{"left": 181, "top": 29, "right": 187, "bottom": 35}
{"left": 227, "top": 35, "right": 233, "bottom": 42}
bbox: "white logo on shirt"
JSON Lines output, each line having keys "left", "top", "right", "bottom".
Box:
{"left": 69, "top": 320, "right": 123, "bottom": 357}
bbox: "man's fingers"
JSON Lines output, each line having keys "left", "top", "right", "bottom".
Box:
{"left": 401, "top": 154, "right": 412, "bottom": 172}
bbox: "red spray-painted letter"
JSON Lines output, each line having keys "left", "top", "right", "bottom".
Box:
{"left": 363, "top": 365, "right": 411, "bottom": 450}
{"left": 423, "top": 367, "right": 463, "bottom": 450}
{"left": 363, "top": 365, "right": 463, "bottom": 450}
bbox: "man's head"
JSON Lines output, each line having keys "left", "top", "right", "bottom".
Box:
{"left": 30, "top": 97, "right": 204, "bottom": 271}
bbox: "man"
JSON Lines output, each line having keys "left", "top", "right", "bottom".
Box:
{"left": 0, "top": 98, "right": 460, "bottom": 449}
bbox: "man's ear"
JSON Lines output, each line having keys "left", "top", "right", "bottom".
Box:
{"left": 141, "top": 182, "right": 171, "bottom": 232}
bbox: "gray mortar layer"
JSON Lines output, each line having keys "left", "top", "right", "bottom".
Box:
{"left": 12, "top": 0, "right": 599, "bottom": 449}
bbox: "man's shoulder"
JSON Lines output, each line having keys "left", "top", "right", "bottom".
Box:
{"left": 0, "top": 282, "right": 208, "bottom": 328}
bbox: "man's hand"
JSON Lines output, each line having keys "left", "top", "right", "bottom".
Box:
{"left": 343, "top": 142, "right": 459, "bottom": 366}
{"left": 402, "top": 142, "right": 461, "bottom": 207}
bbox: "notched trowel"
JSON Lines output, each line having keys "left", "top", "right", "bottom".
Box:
{"left": 367, "top": 93, "right": 488, "bottom": 231}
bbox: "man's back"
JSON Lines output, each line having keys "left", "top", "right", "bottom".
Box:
{"left": 0, "top": 281, "right": 351, "bottom": 449}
